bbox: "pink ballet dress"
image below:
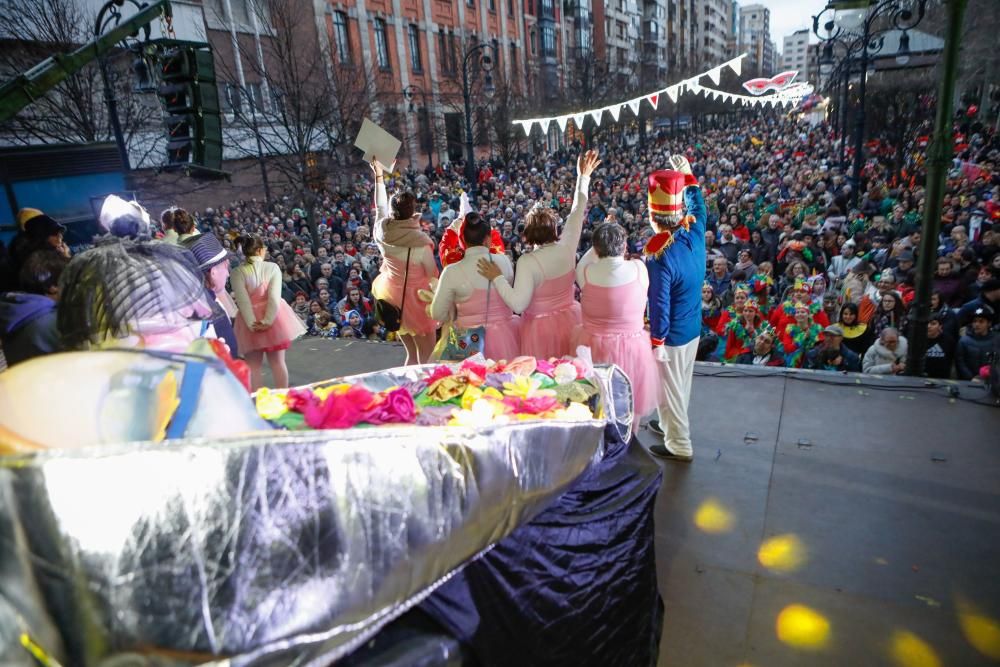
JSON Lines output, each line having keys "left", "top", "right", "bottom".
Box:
{"left": 456, "top": 287, "right": 521, "bottom": 362}
{"left": 372, "top": 247, "right": 439, "bottom": 336}
{"left": 574, "top": 266, "right": 661, "bottom": 417}
{"left": 234, "top": 280, "right": 307, "bottom": 354}
{"left": 520, "top": 266, "right": 582, "bottom": 360}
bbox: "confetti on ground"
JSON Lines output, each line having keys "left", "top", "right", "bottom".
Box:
{"left": 915, "top": 595, "right": 940, "bottom": 608}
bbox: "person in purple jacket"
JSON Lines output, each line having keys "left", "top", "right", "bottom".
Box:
{"left": 645, "top": 155, "right": 706, "bottom": 462}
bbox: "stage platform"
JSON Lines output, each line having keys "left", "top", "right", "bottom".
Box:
{"left": 281, "top": 339, "right": 1000, "bottom": 666}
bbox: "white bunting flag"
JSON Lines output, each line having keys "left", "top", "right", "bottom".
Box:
{"left": 708, "top": 67, "right": 722, "bottom": 85}
{"left": 608, "top": 105, "right": 621, "bottom": 122}
{"left": 540, "top": 118, "right": 551, "bottom": 135}
{"left": 666, "top": 86, "right": 678, "bottom": 103}
{"left": 556, "top": 115, "right": 569, "bottom": 132}
{"left": 627, "top": 98, "right": 641, "bottom": 116}
{"left": 516, "top": 120, "right": 533, "bottom": 136}
{"left": 573, "top": 113, "right": 586, "bottom": 129}
{"left": 730, "top": 57, "right": 742, "bottom": 76}
{"left": 590, "top": 109, "right": 604, "bottom": 126}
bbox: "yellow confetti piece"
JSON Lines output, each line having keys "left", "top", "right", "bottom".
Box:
{"left": 776, "top": 604, "right": 831, "bottom": 650}
{"left": 889, "top": 629, "right": 942, "bottom": 667}
{"left": 758, "top": 534, "right": 807, "bottom": 572}
{"left": 957, "top": 598, "right": 1000, "bottom": 660}
{"left": 694, "top": 498, "right": 735, "bottom": 534}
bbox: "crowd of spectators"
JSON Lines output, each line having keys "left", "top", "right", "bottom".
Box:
{"left": 2, "top": 114, "right": 999, "bottom": 380}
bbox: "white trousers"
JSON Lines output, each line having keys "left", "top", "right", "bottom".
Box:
{"left": 655, "top": 337, "right": 699, "bottom": 454}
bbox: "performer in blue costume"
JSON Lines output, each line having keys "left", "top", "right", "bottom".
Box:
{"left": 645, "top": 155, "right": 706, "bottom": 462}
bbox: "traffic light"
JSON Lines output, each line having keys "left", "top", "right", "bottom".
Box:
{"left": 155, "top": 44, "right": 223, "bottom": 172}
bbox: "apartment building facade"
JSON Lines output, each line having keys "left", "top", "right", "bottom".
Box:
{"left": 737, "top": 3, "right": 774, "bottom": 75}
{"left": 781, "top": 28, "right": 809, "bottom": 80}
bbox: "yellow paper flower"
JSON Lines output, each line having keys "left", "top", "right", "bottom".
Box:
{"left": 461, "top": 385, "right": 483, "bottom": 410}
{"left": 313, "top": 383, "right": 351, "bottom": 401}
{"left": 503, "top": 376, "right": 556, "bottom": 400}
{"left": 449, "top": 398, "right": 510, "bottom": 427}
{"left": 552, "top": 402, "right": 594, "bottom": 422}
{"left": 482, "top": 387, "right": 504, "bottom": 401}
{"left": 427, "top": 375, "right": 469, "bottom": 402}
{"left": 255, "top": 388, "right": 289, "bottom": 420}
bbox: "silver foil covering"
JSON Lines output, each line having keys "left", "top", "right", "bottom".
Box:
{"left": 0, "top": 364, "right": 633, "bottom": 667}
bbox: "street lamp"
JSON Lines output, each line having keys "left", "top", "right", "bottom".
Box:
{"left": 403, "top": 84, "right": 433, "bottom": 170}
{"left": 461, "top": 41, "right": 497, "bottom": 204}
{"left": 813, "top": 0, "right": 926, "bottom": 207}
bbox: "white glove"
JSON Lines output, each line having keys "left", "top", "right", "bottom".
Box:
{"left": 669, "top": 154, "right": 693, "bottom": 175}
{"left": 653, "top": 345, "right": 669, "bottom": 363}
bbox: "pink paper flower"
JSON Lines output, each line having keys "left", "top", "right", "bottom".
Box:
{"left": 427, "top": 365, "right": 454, "bottom": 383}
{"left": 304, "top": 385, "right": 377, "bottom": 429}
{"left": 459, "top": 359, "right": 488, "bottom": 385}
{"left": 534, "top": 359, "right": 556, "bottom": 376}
{"left": 502, "top": 395, "right": 560, "bottom": 415}
{"left": 286, "top": 388, "right": 320, "bottom": 412}
{"left": 365, "top": 387, "right": 417, "bottom": 424}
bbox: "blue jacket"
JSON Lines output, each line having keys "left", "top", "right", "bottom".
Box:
{"left": 646, "top": 186, "right": 707, "bottom": 347}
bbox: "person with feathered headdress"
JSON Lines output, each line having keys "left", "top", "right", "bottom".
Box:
{"left": 437, "top": 192, "right": 506, "bottom": 267}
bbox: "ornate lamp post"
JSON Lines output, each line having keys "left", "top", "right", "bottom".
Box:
{"left": 813, "top": 0, "right": 926, "bottom": 207}
{"left": 404, "top": 84, "right": 433, "bottom": 170}
{"left": 461, "top": 42, "right": 496, "bottom": 203}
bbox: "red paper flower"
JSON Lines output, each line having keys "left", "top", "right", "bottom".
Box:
{"left": 208, "top": 338, "right": 251, "bottom": 392}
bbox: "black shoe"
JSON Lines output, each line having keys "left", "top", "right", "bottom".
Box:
{"left": 648, "top": 443, "right": 694, "bottom": 462}
{"left": 647, "top": 419, "right": 664, "bottom": 437}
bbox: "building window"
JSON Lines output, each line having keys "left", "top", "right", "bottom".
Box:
{"left": 489, "top": 0, "right": 495, "bottom": 11}
{"left": 332, "top": 11, "right": 351, "bottom": 63}
{"left": 408, "top": 24, "right": 422, "bottom": 72}
{"left": 509, "top": 0, "right": 514, "bottom": 15}
{"left": 509, "top": 41, "right": 517, "bottom": 78}
{"left": 374, "top": 18, "right": 390, "bottom": 70}
{"left": 449, "top": 31, "right": 458, "bottom": 74}
{"left": 467, "top": 0, "right": 474, "bottom": 8}
{"left": 530, "top": 29, "right": 536, "bottom": 55}
{"left": 223, "top": 82, "right": 242, "bottom": 115}
{"left": 541, "top": 26, "right": 555, "bottom": 56}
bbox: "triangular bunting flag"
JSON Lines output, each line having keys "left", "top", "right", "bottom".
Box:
{"left": 666, "top": 86, "right": 678, "bottom": 103}
{"left": 647, "top": 93, "right": 659, "bottom": 109}
{"left": 540, "top": 118, "right": 552, "bottom": 135}
{"left": 608, "top": 105, "right": 621, "bottom": 122}
{"left": 516, "top": 120, "right": 533, "bottom": 136}
{"left": 730, "top": 56, "right": 742, "bottom": 76}
{"left": 627, "top": 98, "right": 641, "bottom": 116}
{"left": 708, "top": 67, "right": 721, "bottom": 85}
{"left": 573, "top": 113, "right": 586, "bottom": 129}
{"left": 556, "top": 115, "right": 569, "bottom": 132}
{"left": 590, "top": 109, "right": 603, "bottom": 126}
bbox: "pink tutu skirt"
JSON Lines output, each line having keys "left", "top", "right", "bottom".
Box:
{"left": 235, "top": 296, "right": 307, "bottom": 354}
{"left": 372, "top": 270, "right": 438, "bottom": 337}
{"left": 483, "top": 316, "right": 522, "bottom": 363}
{"left": 520, "top": 303, "right": 581, "bottom": 360}
{"left": 574, "top": 327, "right": 662, "bottom": 418}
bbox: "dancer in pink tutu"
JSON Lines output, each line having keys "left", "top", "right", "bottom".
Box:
{"left": 431, "top": 214, "right": 520, "bottom": 362}
{"left": 476, "top": 149, "right": 600, "bottom": 359}
{"left": 371, "top": 160, "right": 440, "bottom": 364}
{"left": 231, "top": 234, "right": 306, "bottom": 389}
{"left": 574, "top": 222, "right": 661, "bottom": 423}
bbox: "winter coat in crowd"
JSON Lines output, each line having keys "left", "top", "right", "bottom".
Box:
{"left": 863, "top": 335, "right": 909, "bottom": 374}
{"left": 0, "top": 292, "right": 60, "bottom": 366}
{"left": 955, "top": 330, "right": 996, "bottom": 380}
